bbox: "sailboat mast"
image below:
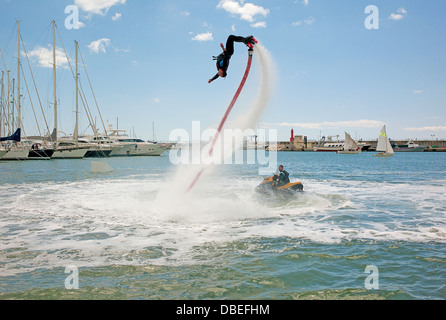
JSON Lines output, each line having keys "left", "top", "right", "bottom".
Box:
{"left": 74, "top": 40, "right": 79, "bottom": 142}
{"left": 6, "top": 70, "right": 10, "bottom": 135}
{"left": 52, "top": 20, "right": 58, "bottom": 142}
{"left": 17, "top": 20, "right": 21, "bottom": 130}
{"left": 11, "top": 79, "right": 14, "bottom": 131}
{"left": 0, "top": 71, "right": 3, "bottom": 137}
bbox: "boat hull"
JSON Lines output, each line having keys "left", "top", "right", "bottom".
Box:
{"left": 28, "top": 149, "right": 54, "bottom": 160}
{"left": 1, "top": 148, "right": 29, "bottom": 160}
{"left": 84, "top": 149, "right": 112, "bottom": 158}
{"left": 314, "top": 147, "right": 343, "bottom": 152}
{"left": 373, "top": 153, "right": 394, "bottom": 158}
{"left": 52, "top": 148, "right": 88, "bottom": 159}
{"left": 393, "top": 147, "right": 426, "bottom": 152}
{"left": 338, "top": 150, "right": 362, "bottom": 154}
{"left": 113, "top": 143, "right": 173, "bottom": 157}
{"left": 109, "top": 144, "right": 138, "bottom": 156}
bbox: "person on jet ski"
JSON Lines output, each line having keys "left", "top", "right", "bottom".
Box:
{"left": 276, "top": 165, "right": 290, "bottom": 187}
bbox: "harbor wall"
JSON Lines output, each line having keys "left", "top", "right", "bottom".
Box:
{"left": 268, "top": 137, "right": 446, "bottom": 152}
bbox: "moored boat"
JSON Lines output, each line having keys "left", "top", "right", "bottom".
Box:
{"left": 107, "top": 128, "right": 173, "bottom": 156}
{"left": 52, "top": 140, "right": 89, "bottom": 159}
{"left": 1, "top": 146, "right": 29, "bottom": 160}
{"left": 314, "top": 135, "right": 344, "bottom": 152}
{"left": 392, "top": 140, "right": 426, "bottom": 152}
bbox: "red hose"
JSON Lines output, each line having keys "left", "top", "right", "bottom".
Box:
{"left": 186, "top": 50, "right": 254, "bottom": 193}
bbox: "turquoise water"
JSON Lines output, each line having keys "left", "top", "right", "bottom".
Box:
{"left": 0, "top": 152, "right": 445, "bottom": 300}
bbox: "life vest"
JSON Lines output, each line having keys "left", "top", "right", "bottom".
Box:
{"left": 213, "top": 52, "right": 229, "bottom": 74}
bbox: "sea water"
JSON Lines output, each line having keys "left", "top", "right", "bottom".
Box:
{"left": 0, "top": 151, "right": 445, "bottom": 300}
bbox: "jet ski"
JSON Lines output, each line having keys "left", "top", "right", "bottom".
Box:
{"left": 255, "top": 175, "right": 304, "bottom": 195}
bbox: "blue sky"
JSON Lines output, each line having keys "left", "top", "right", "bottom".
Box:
{"left": 1, "top": 0, "right": 445, "bottom": 142}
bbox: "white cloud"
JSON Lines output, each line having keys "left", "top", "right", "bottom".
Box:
{"left": 153, "top": 98, "right": 160, "bottom": 103}
{"left": 389, "top": 8, "right": 407, "bottom": 21}
{"left": 268, "top": 120, "right": 385, "bottom": 129}
{"left": 217, "top": 0, "right": 270, "bottom": 23}
{"left": 75, "top": 0, "right": 126, "bottom": 15}
{"left": 302, "top": 0, "right": 309, "bottom": 6}
{"left": 88, "top": 38, "right": 111, "bottom": 54}
{"left": 251, "top": 21, "right": 266, "bottom": 28}
{"left": 26, "top": 46, "right": 69, "bottom": 69}
{"left": 191, "top": 32, "right": 214, "bottom": 42}
{"left": 112, "top": 13, "right": 122, "bottom": 21}
{"left": 404, "top": 126, "right": 446, "bottom": 132}
{"left": 413, "top": 89, "right": 424, "bottom": 94}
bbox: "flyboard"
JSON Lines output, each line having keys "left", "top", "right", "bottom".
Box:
{"left": 186, "top": 38, "right": 258, "bottom": 193}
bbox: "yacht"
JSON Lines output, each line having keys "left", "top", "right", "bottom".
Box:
{"left": 107, "top": 129, "right": 173, "bottom": 156}
{"left": 88, "top": 135, "right": 135, "bottom": 157}
{"left": 314, "top": 142, "right": 345, "bottom": 152}
{"left": 392, "top": 140, "right": 426, "bottom": 152}
{"left": 77, "top": 137, "right": 113, "bottom": 158}
{"left": 314, "top": 136, "right": 344, "bottom": 152}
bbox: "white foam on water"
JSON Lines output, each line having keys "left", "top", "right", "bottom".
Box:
{"left": 1, "top": 173, "right": 446, "bottom": 275}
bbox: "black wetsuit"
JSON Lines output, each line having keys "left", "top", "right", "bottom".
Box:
{"left": 278, "top": 170, "right": 290, "bottom": 187}
{"left": 211, "top": 35, "right": 247, "bottom": 82}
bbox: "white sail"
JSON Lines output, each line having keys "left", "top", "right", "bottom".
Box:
{"left": 376, "top": 126, "right": 388, "bottom": 152}
{"left": 386, "top": 135, "right": 395, "bottom": 154}
{"left": 344, "top": 132, "right": 359, "bottom": 151}
{"left": 376, "top": 125, "right": 394, "bottom": 155}
{"left": 337, "top": 132, "right": 361, "bottom": 154}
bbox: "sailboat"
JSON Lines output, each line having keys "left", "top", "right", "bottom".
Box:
{"left": 373, "top": 125, "right": 394, "bottom": 157}
{"left": 48, "top": 22, "right": 88, "bottom": 159}
{"left": 1, "top": 129, "right": 28, "bottom": 160}
{"left": 0, "top": 21, "right": 30, "bottom": 160}
{"left": 337, "top": 132, "right": 362, "bottom": 154}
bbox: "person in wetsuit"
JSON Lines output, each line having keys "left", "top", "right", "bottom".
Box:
{"left": 208, "top": 35, "right": 256, "bottom": 84}
{"left": 276, "top": 165, "right": 290, "bottom": 187}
